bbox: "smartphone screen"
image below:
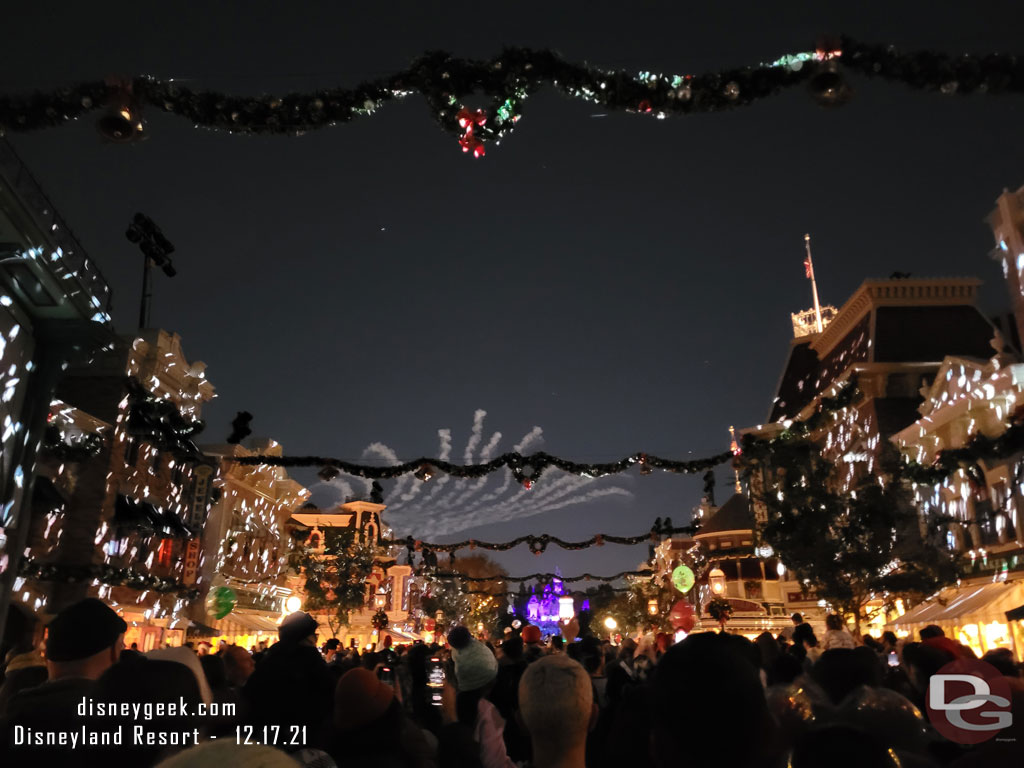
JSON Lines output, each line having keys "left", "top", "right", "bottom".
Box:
{"left": 427, "top": 656, "right": 445, "bottom": 706}
{"left": 887, "top": 651, "right": 899, "bottom": 667}
{"left": 427, "top": 657, "right": 445, "bottom": 687}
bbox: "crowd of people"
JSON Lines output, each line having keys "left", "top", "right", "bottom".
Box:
{"left": 0, "top": 601, "right": 1021, "bottom": 767}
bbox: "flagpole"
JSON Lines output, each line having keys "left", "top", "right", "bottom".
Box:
{"left": 805, "top": 234, "right": 823, "bottom": 333}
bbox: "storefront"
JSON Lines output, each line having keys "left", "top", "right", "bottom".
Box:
{"left": 887, "top": 579, "right": 1024, "bottom": 658}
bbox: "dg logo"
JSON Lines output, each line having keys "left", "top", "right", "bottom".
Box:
{"left": 926, "top": 657, "right": 1013, "bottom": 745}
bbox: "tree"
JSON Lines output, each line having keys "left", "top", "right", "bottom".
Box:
{"left": 293, "top": 527, "right": 381, "bottom": 634}
{"left": 421, "top": 553, "right": 508, "bottom": 636}
{"left": 747, "top": 439, "right": 960, "bottom": 633}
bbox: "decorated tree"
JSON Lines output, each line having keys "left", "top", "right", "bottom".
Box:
{"left": 746, "top": 439, "right": 960, "bottom": 633}
{"left": 421, "top": 553, "right": 507, "bottom": 636}
{"left": 293, "top": 527, "right": 381, "bottom": 632}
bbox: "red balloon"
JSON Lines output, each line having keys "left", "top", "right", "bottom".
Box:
{"left": 670, "top": 600, "right": 695, "bottom": 632}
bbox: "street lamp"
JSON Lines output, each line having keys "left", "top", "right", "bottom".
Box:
{"left": 285, "top": 595, "right": 302, "bottom": 613}
{"left": 647, "top": 599, "right": 659, "bottom": 616}
{"left": 709, "top": 566, "right": 726, "bottom": 595}
{"left": 604, "top": 617, "right": 617, "bottom": 631}
{"left": 126, "top": 213, "right": 175, "bottom": 329}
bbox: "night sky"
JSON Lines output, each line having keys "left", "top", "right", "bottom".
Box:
{"left": 5, "top": 2, "right": 1024, "bottom": 582}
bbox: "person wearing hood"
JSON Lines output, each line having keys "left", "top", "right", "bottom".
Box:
{"left": 242, "top": 612, "right": 333, "bottom": 751}
{"left": 445, "top": 626, "right": 515, "bottom": 768}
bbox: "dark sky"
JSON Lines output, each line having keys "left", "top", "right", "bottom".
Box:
{"left": 5, "top": 2, "right": 1024, "bottom": 582}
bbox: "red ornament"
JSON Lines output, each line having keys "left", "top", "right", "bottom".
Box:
{"left": 459, "top": 134, "right": 486, "bottom": 157}
{"left": 638, "top": 99, "right": 652, "bottom": 113}
{"left": 522, "top": 479, "right": 533, "bottom": 490}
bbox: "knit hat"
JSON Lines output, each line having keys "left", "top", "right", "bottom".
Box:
{"left": 521, "top": 625, "right": 542, "bottom": 645}
{"left": 334, "top": 667, "right": 395, "bottom": 729}
{"left": 46, "top": 598, "right": 127, "bottom": 662}
{"left": 279, "top": 611, "right": 319, "bottom": 644}
{"left": 449, "top": 627, "right": 498, "bottom": 692}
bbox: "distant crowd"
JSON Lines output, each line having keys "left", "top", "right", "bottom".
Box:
{"left": 0, "top": 601, "right": 1021, "bottom": 767}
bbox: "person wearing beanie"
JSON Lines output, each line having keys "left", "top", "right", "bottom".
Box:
{"left": 522, "top": 624, "right": 545, "bottom": 663}
{"left": 446, "top": 626, "right": 515, "bottom": 768}
{"left": 0, "top": 598, "right": 126, "bottom": 765}
{"left": 242, "top": 612, "right": 333, "bottom": 752}
{"left": 326, "top": 667, "right": 436, "bottom": 768}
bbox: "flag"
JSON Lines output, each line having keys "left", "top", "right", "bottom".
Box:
{"left": 804, "top": 256, "right": 813, "bottom": 279}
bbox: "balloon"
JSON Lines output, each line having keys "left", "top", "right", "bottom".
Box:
{"left": 836, "top": 685, "right": 929, "bottom": 753}
{"left": 672, "top": 565, "right": 695, "bottom": 593}
{"left": 206, "top": 586, "right": 236, "bottom": 620}
{"left": 765, "top": 680, "right": 833, "bottom": 741}
{"left": 669, "top": 600, "right": 696, "bottom": 632}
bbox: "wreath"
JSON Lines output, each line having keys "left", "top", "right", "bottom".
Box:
{"left": 706, "top": 596, "right": 732, "bottom": 629}
{"left": 371, "top": 608, "right": 389, "bottom": 631}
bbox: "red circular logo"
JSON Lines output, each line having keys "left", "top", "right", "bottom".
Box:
{"left": 925, "top": 657, "right": 1013, "bottom": 745}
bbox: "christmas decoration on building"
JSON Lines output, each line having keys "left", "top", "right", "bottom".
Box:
{"left": 705, "top": 596, "right": 733, "bottom": 630}
{"left": 41, "top": 424, "right": 104, "bottom": 462}
{"left": 237, "top": 447, "right": 732, "bottom": 484}
{"left": 124, "top": 376, "right": 205, "bottom": 457}
{"left": 17, "top": 558, "right": 201, "bottom": 598}
{"left": 227, "top": 411, "right": 253, "bottom": 445}
{"left": 371, "top": 607, "right": 389, "bottom": 630}
{"left": 3, "top": 39, "right": 1023, "bottom": 156}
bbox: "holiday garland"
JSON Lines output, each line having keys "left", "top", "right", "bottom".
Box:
{"left": 18, "top": 557, "right": 201, "bottom": 599}
{"left": 124, "top": 376, "right": 205, "bottom": 458}
{"left": 434, "top": 568, "right": 653, "bottom": 584}
{"left": 237, "top": 449, "right": 731, "bottom": 487}
{"left": 3, "top": 38, "right": 1023, "bottom": 156}
{"left": 387, "top": 521, "right": 695, "bottom": 556}
{"left": 41, "top": 425, "right": 104, "bottom": 463}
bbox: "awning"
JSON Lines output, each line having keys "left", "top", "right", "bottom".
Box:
{"left": 890, "top": 580, "right": 1024, "bottom": 627}
{"left": 223, "top": 612, "right": 281, "bottom": 632}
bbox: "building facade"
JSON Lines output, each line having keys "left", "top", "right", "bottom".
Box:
{"left": 12, "top": 329, "right": 217, "bottom": 649}
{"left": 199, "top": 439, "right": 310, "bottom": 649}
{"left": 287, "top": 499, "right": 415, "bottom": 648}
{"left": 0, "top": 138, "right": 115, "bottom": 647}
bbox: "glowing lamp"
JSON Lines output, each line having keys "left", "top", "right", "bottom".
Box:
{"left": 285, "top": 595, "right": 302, "bottom": 613}
{"left": 374, "top": 592, "right": 386, "bottom": 608}
{"left": 604, "top": 617, "right": 617, "bottom": 631}
{"left": 647, "top": 599, "right": 659, "bottom": 616}
{"left": 708, "top": 567, "right": 726, "bottom": 595}
{"left": 559, "top": 596, "right": 575, "bottom": 620}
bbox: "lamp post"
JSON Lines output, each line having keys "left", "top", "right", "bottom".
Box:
{"left": 647, "top": 598, "right": 659, "bottom": 616}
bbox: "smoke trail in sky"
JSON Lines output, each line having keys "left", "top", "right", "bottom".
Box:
{"left": 310, "top": 413, "right": 631, "bottom": 535}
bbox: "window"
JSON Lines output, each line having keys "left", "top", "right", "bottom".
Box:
{"left": 157, "top": 538, "right": 173, "bottom": 568}
{"left": 125, "top": 439, "right": 140, "bottom": 466}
